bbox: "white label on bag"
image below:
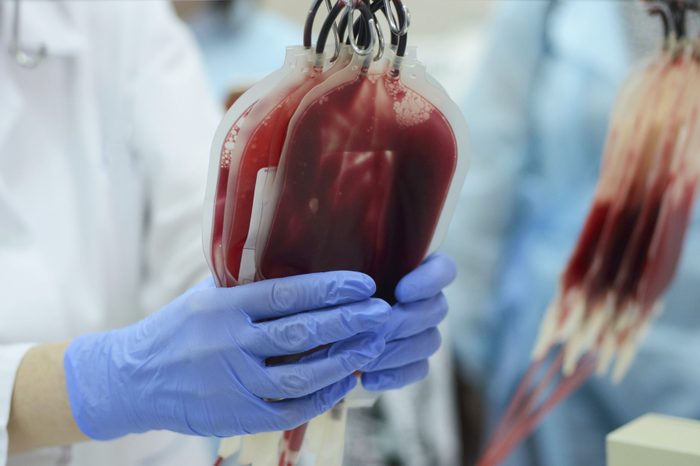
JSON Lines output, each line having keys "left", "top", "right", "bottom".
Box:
{"left": 238, "top": 167, "right": 277, "bottom": 284}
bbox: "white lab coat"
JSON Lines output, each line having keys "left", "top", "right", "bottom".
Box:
{"left": 0, "top": 2, "right": 221, "bottom": 465}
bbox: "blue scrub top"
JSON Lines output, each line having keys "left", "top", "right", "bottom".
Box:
{"left": 446, "top": 2, "right": 700, "bottom": 465}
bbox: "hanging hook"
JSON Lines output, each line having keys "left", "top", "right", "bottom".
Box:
{"left": 395, "top": 3, "right": 410, "bottom": 57}
{"left": 644, "top": 0, "right": 700, "bottom": 58}
{"left": 671, "top": 1, "right": 688, "bottom": 38}
{"left": 304, "top": 0, "right": 326, "bottom": 49}
{"left": 373, "top": 16, "right": 385, "bottom": 61}
{"left": 382, "top": 0, "right": 409, "bottom": 37}
{"left": 10, "top": 0, "right": 47, "bottom": 69}
{"left": 355, "top": 0, "right": 384, "bottom": 60}
{"left": 344, "top": 0, "right": 377, "bottom": 57}
{"left": 329, "top": 0, "right": 375, "bottom": 56}
{"left": 304, "top": 0, "right": 342, "bottom": 61}
{"left": 645, "top": 1, "right": 675, "bottom": 41}
{"left": 373, "top": 0, "right": 410, "bottom": 56}
{"left": 354, "top": 0, "right": 410, "bottom": 57}
{"left": 644, "top": 0, "right": 700, "bottom": 39}
{"left": 324, "top": 0, "right": 342, "bottom": 61}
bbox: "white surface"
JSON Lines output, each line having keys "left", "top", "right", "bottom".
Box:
{"left": 607, "top": 414, "right": 700, "bottom": 466}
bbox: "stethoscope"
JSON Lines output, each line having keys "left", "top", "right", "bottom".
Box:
{"left": 9, "top": 0, "right": 47, "bottom": 68}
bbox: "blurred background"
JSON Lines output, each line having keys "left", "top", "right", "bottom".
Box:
{"left": 173, "top": 0, "right": 492, "bottom": 108}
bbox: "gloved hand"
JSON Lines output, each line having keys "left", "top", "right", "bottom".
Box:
{"left": 64, "top": 272, "right": 390, "bottom": 440}
{"left": 361, "top": 253, "right": 457, "bottom": 391}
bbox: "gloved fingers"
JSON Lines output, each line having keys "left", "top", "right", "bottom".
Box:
{"left": 270, "top": 375, "right": 357, "bottom": 431}
{"left": 247, "top": 332, "right": 384, "bottom": 399}
{"left": 244, "top": 299, "right": 390, "bottom": 358}
{"left": 227, "top": 271, "right": 376, "bottom": 321}
{"left": 361, "top": 360, "right": 429, "bottom": 392}
{"left": 383, "top": 293, "right": 448, "bottom": 341}
{"left": 362, "top": 328, "right": 441, "bottom": 372}
{"left": 394, "top": 253, "right": 457, "bottom": 304}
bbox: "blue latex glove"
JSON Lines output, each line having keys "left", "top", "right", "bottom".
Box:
{"left": 64, "top": 272, "right": 389, "bottom": 440}
{"left": 361, "top": 253, "right": 457, "bottom": 391}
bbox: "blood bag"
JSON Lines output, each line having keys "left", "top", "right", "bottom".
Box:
{"left": 256, "top": 52, "right": 464, "bottom": 301}
{"left": 203, "top": 1, "right": 468, "bottom": 465}
{"left": 204, "top": 46, "right": 310, "bottom": 285}
{"left": 478, "top": 3, "right": 700, "bottom": 465}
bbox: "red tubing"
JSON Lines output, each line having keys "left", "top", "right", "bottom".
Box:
{"left": 483, "top": 353, "right": 560, "bottom": 454}
{"left": 484, "top": 360, "right": 594, "bottom": 466}
{"left": 477, "top": 356, "right": 595, "bottom": 466}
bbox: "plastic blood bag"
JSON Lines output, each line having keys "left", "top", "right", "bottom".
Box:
{"left": 204, "top": 46, "right": 310, "bottom": 285}
{"left": 264, "top": 4, "right": 467, "bottom": 464}
{"left": 214, "top": 4, "right": 357, "bottom": 287}
{"left": 204, "top": 1, "right": 468, "bottom": 465}
{"left": 206, "top": 0, "right": 349, "bottom": 287}
{"left": 218, "top": 51, "right": 317, "bottom": 286}
{"left": 257, "top": 1, "right": 466, "bottom": 302}
{"left": 477, "top": 4, "right": 700, "bottom": 465}
{"left": 257, "top": 51, "right": 460, "bottom": 302}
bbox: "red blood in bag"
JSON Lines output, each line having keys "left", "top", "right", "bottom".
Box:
{"left": 479, "top": 33, "right": 700, "bottom": 466}
{"left": 563, "top": 203, "right": 611, "bottom": 292}
{"left": 220, "top": 65, "right": 339, "bottom": 286}
{"left": 219, "top": 101, "right": 291, "bottom": 286}
{"left": 637, "top": 179, "right": 697, "bottom": 310}
{"left": 211, "top": 104, "right": 256, "bottom": 285}
{"left": 585, "top": 204, "right": 642, "bottom": 306}
{"left": 614, "top": 189, "right": 666, "bottom": 308}
{"left": 258, "top": 71, "right": 458, "bottom": 302}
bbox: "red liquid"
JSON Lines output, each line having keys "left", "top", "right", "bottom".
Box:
{"left": 278, "top": 424, "right": 308, "bottom": 466}
{"left": 585, "top": 204, "right": 642, "bottom": 306}
{"left": 613, "top": 183, "right": 666, "bottom": 309}
{"left": 215, "top": 54, "right": 356, "bottom": 287}
{"left": 561, "top": 176, "right": 693, "bottom": 322}
{"left": 211, "top": 104, "right": 256, "bottom": 285}
{"left": 257, "top": 72, "right": 458, "bottom": 302}
{"left": 562, "top": 116, "right": 695, "bottom": 319}
{"left": 562, "top": 203, "right": 611, "bottom": 291}
{"left": 219, "top": 64, "right": 346, "bottom": 286}
{"left": 638, "top": 179, "right": 697, "bottom": 311}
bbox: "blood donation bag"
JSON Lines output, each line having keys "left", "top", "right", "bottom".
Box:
{"left": 256, "top": 52, "right": 462, "bottom": 301}
{"left": 204, "top": 1, "right": 468, "bottom": 465}
{"left": 478, "top": 3, "right": 700, "bottom": 464}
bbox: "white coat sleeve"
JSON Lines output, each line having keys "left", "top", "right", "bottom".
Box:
{"left": 444, "top": 1, "right": 553, "bottom": 382}
{"left": 0, "top": 344, "right": 35, "bottom": 465}
{"left": 124, "top": 3, "right": 222, "bottom": 314}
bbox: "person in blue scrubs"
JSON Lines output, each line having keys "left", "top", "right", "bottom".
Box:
{"left": 446, "top": 1, "right": 700, "bottom": 465}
